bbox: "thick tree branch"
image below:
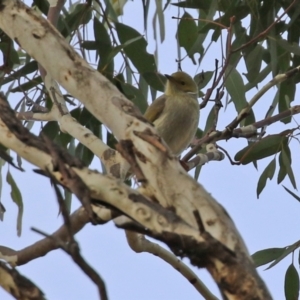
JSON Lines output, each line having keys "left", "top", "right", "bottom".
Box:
{"left": 0, "top": 207, "right": 89, "bottom": 266}
{"left": 0, "top": 1, "right": 272, "bottom": 298}
{"left": 125, "top": 230, "right": 219, "bottom": 300}
{"left": 0, "top": 261, "right": 45, "bottom": 300}
{"left": 0, "top": 93, "right": 271, "bottom": 299}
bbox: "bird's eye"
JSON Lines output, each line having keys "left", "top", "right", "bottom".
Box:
{"left": 181, "top": 81, "right": 185, "bottom": 85}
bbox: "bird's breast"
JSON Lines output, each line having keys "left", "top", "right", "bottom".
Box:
{"left": 154, "top": 95, "right": 199, "bottom": 155}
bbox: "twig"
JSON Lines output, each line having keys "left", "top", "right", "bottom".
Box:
{"left": 183, "top": 104, "right": 300, "bottom": 162}
{"left": 185, "top": 144, "right": 225, "bottom": 170}
{"left": 212, "top": 88, "right": 224, "bottom": 130}
{"left": 32, "top": 183, "right": 109, "bottom": 300}
{"left": 125, "top": 231, "right": 219, "bottom": 300}
{"left": 200, "top": 59, "right": 219, "bottom": 109}
{"left": 200, "top": 17, "right": 235, "bottom": 110}
{"left": 226, "top": 65, "right": 300, "bottom": 131}
{"left": 231, "top": 0, "right": 297, "bottom": 53}
{"left": 217, "top": 145, "right": 239, "bottom": 165}
{"left": 171, "top": 15, "right": 228, "bottom": 30}
{"left": 0, "top": 207, "right": 89, "bottom": 266}
{"left": 41, "top": 133, "right": 96, "bottom": 224}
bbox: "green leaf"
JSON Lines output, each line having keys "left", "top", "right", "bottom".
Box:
{"left": 0, "top": 39, "right": 20, "bottom": 69}
{"left": 142, "top": 71, "right": 165, "bottom": 92}
{"left": 283, "top": 186, "right": 300, "bottom": 203}
{"left": 194, "top": 165, "right": 202, "bottom": 181}
{"left": 79, "top": 107, "right": 95, "bottom": 126}
{"left": 245, "top": 63, "right": 272, "bottom": 92}
{"left": 142, "top": 0, "right": 150, "bottom": 31}
{"left": 285, "top": 264, "right": 299, "bottom": 300}
{"left": 225, "top": 68, "right": 247, "bottom": 112}
{"left": 139, "top": 74, "right": 148, "bottom": 100}
{"left": 1, "top": 61, "right": 38, "bottom": 86}
{"left": 41, "top": 122, "right": 59, "bottom": 140}
{"left": 68, "top": 139, "right": 76, "bottom": 156}
{"left": 266, "top": 243, "right": 300, "bottom": 270}
{"left": 57, "top": 132, "right": 73, "bottom": 148}
{"left": 278, "top": 149, "right": 287, "bottom": 184}
{"left": 172, "top": 0, "right": 211, "bottom": 11}
{"left": 278, "top": 80, "right": 295, "bottom": 123}
{"left": 277, "top": 39, "right": 300, "bottom": 56}
{"left": 81, "top": 41, "right": 98, "bottom": 50}
{"left": 10, "top": 76, "right": 43, "bottom": 93}
{"left": 33, "top": 0, "right": 49, "bottom": 15}
{"left": 277, "top": 138, "right": 294, "bottom": 186}
{"left": 281, "top": 143, "right": 296, "bottom": 189}
{"left": 203, "top": 105, "right": 215, "bottom": 134}
{"left": 225, "top": 67, "right": 256, "bottom": 125}
{"left": 106, "top": 130, "right": 117, "bottom": 149}
{"left": 118, "top": 81, "right": 147, "bottom": 113}
{"left": 177, "top": 12, "right": 199, "bottom": 62}
{"left": 268, "top": 34, "right": 278, "bottom": 77}
{"left": 103, "top": 0, "right": 118, "bottom": 22}
{"left": 235, "top": 135, "right": 287, "bottom": 165}
{"left": 6, "top": 171, "right": 23, "bottom": 236}
{"left": 105, "top": 35, "right": 143, "bottom": 68}
{"left": 256, "top": 158, "right": 276, "bottom": 198}
{"left": 75, "top": 143, "right": 93, "bottom": 166}
{"left": 60, "top": 4, "right": 92, "bottom": 38}
{"left": 277, "top": 39, "right": 291, "bottom": 74}
{"left": 154, "top": 0, "right": 165, "bottom": 43}
{"left": 70, "top": 107, "right": 82, "bottom": 120}
{"left": 252, "top": 247, "right": 286, "bottom": 268}
{"left": 64, "top": 188, "right": 72, "bottom": 214}
{"left": 110, "top": 0, "right": 128, "bottom": 16}
{"left": 245, "top": 45, "right": 263, "bottom": 82}
{"left": 93, "top": 18, "right": 114, "bottom": 79}
{"left": 194, "top": 71, "right": 214, "bottom": 90}
{"left": 115, "top": 22, "right": 157, "bottom": 74}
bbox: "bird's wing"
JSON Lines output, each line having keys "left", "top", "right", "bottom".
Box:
{"left": 144, "top": 94, "right": 166, "bottom": 123}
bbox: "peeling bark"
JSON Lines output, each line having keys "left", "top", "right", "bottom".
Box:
{"left": 0, "top": 1, "right": 273, "bottom": 299}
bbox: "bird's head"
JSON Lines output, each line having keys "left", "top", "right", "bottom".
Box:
{"left": 164, "top": 71, "right": 198, "bottom": 97}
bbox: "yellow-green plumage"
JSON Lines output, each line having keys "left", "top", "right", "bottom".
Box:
{"left": 144, "top": 71, "right": 199, "bottom": 156}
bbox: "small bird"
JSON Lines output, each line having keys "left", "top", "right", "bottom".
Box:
{"left": 144, "top": 71, "right": 199, "bottom": 156}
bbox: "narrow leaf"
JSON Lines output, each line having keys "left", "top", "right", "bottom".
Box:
{"left": 115, "top": 23, "right": 157, "bottom": 74}
{"left": 178, "top": 12, "right": 198, "bottom": 61}
{"left": 256, "top": 158, "right": 276, "bottom": 198}
{"left": 266, "top": 243, "right": 300, "bottom": 270}
{"left": 235, "top": 135, "right": 287, "bottom": 165}
{"left": 285, "top": 264, "right": 299, "bottom": 300}
{"left": 252, "top": 247, "right": 286, "bottom": 268}
{"left": 282, "top": 186, "right": 300, "bottom": 203}
{"left": 6, "top": 171, "right": 23, "bottom": 236}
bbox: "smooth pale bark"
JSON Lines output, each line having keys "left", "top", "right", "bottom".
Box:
{"left": 0, "top": 0, "right": 272, "bottom": 299}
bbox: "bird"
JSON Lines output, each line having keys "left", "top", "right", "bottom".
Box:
{"left": 144, "top": 71, "right": 200, "bottom": 156}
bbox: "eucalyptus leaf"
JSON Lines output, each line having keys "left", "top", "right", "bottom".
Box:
{"left": 235, "top": 135, "right": 287, "bottom": 165}
{"left": 284, "top": 264, "right": 299, "bottom": 300}
{"left": 6, "top": 171, "right": 23, "bottom": 236}
{"left": 115, "top": 23, "right": 157, "bottom": 74}
{"left": 252, "top": 247, "right": 286, "bottom": 268}
{"left": 256, "top": 158, "right": 276, "bottom": 198}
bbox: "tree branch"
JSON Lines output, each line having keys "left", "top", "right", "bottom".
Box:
{"left": 0, "top": 261, "right": 45, "bottom": 300}
{"left": 125, "top": 230, "right": 219, "bottom": 300}
{"left": 0, "top": 1, "right": 273, "bottom": 298}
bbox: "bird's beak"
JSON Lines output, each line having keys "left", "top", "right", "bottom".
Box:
{"left": 165, "top": 74, "right": 176, "bottom": 82}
